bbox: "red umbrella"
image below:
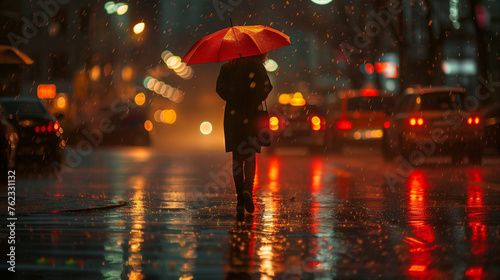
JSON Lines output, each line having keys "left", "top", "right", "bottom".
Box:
{"left": 182, "top": 25, "right": 291, "bottom": 65}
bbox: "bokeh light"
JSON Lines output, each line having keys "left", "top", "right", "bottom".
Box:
{"left": 121, "top": 66, "right": 133, "bottom": 81}
{"left": 56, "top": 96, "right": 66, "bottom": 109}
{"left": 290, "top": 92, "right": 306, "bottom": 106}
{"left": 161, "top": 110, "right": 177, "bottom": 124}
{"left": 163, "top": 50, "right": 193, "bottom": 79}
{"left": 134, "top": 92, "right": 146, "bottom": 106}
{"left": 200, "top": 121, "right": 213, "bottom": 135}
{"left": 133, "top": 22, "right": 145, "bottom": 34}
{"left": 264, "top": 59, "right": 279, "bottom": 72}
{"left": 90, "top": 65, "right": 101, "bottom": 81}
{"left": 278, "top": 93, "right": 291, "bottom": 104}
{"left": 116, "top": 3, "right": 128, "bottom": 15}
{"left": 144, "top": 120, "right": 153, "bottom": 131}
{"left": 311, "top": 0, "right": 333, "bottom": 4}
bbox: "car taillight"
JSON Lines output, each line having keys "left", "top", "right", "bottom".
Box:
{"left": 35, "top": 122, "right": 61, "bottom": 133}
{"left": 467, "top": 116, "right": 480, "bottom": 125}
{"left": 409, "top": 117, "right": 424, "bottom": 126}
{"left": 336, "top": 120, "right": 352, "bottom": 130}
{"left": 269, "top": 116, "right": 280, "bottom": 131}
{"left": 383, "top": 121, "right": 391, "bottom": 129}
{"left": 311, "top": 116, "right": 326, "bottom": 131}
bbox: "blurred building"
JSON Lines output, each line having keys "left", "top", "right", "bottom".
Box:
{"left": 1, "top": 0, "right": 499, "bottom": 148}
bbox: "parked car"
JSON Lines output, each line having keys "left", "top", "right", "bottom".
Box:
{"left": 481, "top": 103, "right": 500, "bottom": 153}
{"left": 101, "top": 108, "right": 151, "bottom": 146}
{"left": 0, "top": 114, "right": 18, "bottom": 175}
{"left": 0, "top": 97, "right": 65, "bottom": 168}
{"left": 268, "top": 94, "right": 326, "bottom": 152}
{"left": 325, "top": 88, "right": 395, "bottom": 153}
{"left": 382, "top": 86, "right": 483, "bottom": 164}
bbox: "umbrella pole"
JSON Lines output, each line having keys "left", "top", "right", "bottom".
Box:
{"left": 229, "top": 19, "right": 242, "bottom": 58}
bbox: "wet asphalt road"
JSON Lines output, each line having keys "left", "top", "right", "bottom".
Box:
{"left": 1, "top": 147, "right": 500, "bottom": 279}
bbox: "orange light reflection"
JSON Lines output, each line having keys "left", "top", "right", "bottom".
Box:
{"left": 256, "top": 156, "right": 281, "bottom": 279}
{"left": 127, "top": 176, "right": 146, "bottom": 280}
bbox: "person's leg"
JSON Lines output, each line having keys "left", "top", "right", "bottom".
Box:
{"left": 232, "top": 152, "right": 244, "bottom": 191}
{"left": 243, "top": 152, "right": 256, "bottom": 191}
{"left": 232, "top": 152, "right": 245, "bottom": 215}
{"left": 242, "top": 152, "right": 256, "bottom": 213}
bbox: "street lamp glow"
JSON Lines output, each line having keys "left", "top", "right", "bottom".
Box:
{"left": 133, "top": 22, "right": 145, "bottom": 34}
{"left": 311, "top": 0, "right": 333, "bottom": 4}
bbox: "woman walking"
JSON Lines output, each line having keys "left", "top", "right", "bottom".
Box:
{"left": 216, "top": 53, "right": 272, "bottom": 216}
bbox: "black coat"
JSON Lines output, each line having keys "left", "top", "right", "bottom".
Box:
{"left": 216, "top": 60, "right": 272, "bottom": 153}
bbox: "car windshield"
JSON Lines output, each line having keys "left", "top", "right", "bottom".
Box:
{"left": 420, "top": 91, "right": 464, "bottom": 111}
{"left": 0, "top": 101, "right": 48, "bottom": 117}
{"left": 347, "top": 96, "right": 394, "bottom": 112}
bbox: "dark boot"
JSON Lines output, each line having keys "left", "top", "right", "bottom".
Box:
{"left": 236, "top": 186, "right": 245, "bottom": 218}
{"left": 242, "top": 183, "right": 254, "bottom": 214}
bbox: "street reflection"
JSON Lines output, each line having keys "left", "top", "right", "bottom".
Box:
{"left": 406, "top": 171, "right": 436, "bottom": 278}
{"left": 466, "top": 168, "right": 486, "bottom": 279}
{"left": 225, "top": 216, "right": 255, "bottom": 280}
{"left": 308, "top": 157, "right": 335, "bottom": 279}
{"left": 256, "top": 156, "right": 281, "bottom": 279}
{"left": 127, "top": 175, "right": 146, "bottom": 280}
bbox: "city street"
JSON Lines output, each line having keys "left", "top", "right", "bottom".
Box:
{"left": 1, "top": 147, "right": 500, "bottom": 279}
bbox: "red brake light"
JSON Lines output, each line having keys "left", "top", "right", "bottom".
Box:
{"left": 467, "top": 117, "right": 480, "bottom": 125}
{"left": 47, "top": 125, "right": 53, "bottom": 132}
{"left": 41, "top": 125, "right": 46, "bottom": 132}
{"left": 336, "top": 120, "right": 352, "bottom": 130}
{"left": 359, "top": 88, "right": 379, "bottom": 97}
{"left": 35, "top": 126, "right": 40, "bottom": 133}
{"left": 53, "top": 122, "right": 60, "bottom": 131}
{"left": 383, "top": 121, "right": 390, "bottom": 129}
{"left": 409, "top": 117, "right": 424, "bottom": 126}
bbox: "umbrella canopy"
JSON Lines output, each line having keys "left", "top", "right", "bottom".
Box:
{"left": 0, "top": 45, "right": 34, "bottom": 65}
{"left": 182, "top": 25, "right": 290, "bottom": 65}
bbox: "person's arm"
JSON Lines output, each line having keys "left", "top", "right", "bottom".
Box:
{"left": 216, "top": 63, "right": 235, "bottom": 101}
{"left": 252, "top": 63, "right": 273, "bottom": 102}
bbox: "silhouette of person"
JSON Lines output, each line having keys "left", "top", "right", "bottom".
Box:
{"left": 216, "top": 53, "right": 272, "bottom": 215}
{"left": 224, "top": 216, "right": 254, "bottom": 280}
